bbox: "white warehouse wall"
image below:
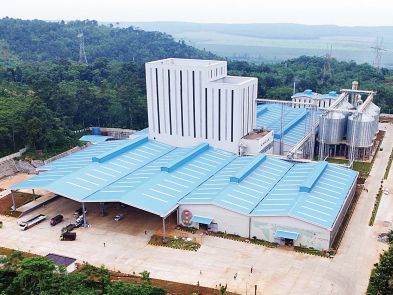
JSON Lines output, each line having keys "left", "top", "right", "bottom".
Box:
{"left": 250, "top": 216, "right": 331, "bottom": 250}
{"left": 178, "top": 204, "right": 331, "bottom": 250}
{"left": 145, "top": 58, "right": 257, "bottom": 154}
{"left": 329, "top": 177, "right": 357, "bottom": 246}
{"left": 178, "top": 204, "right": 250, "bottom": 237}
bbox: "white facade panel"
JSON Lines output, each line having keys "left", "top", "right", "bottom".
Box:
{"left": 146, "top": 58, "right": 257, "bottom": 154}
{"left": 178, "top": 204, "right": 250, "bottom": 237}
{"left": 146, "top": 66, "right": 155, "bottom": 133}
{"left": 250, "top": 216, "right": 331, "bottom": 250}
{"left": 163, "top": 68, "right": 170, "bottom": 135}
{"left": 178, "top": 204, "right": 331, "bottom": 250}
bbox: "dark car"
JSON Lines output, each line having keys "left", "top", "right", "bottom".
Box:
{"left": 50, "top": 214, "right": 63, "bottom": 226}
{"left": 60, "top": 231, "right": 76, "bottom": 241}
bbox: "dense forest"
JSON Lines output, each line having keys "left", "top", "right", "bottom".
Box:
{"left": 0, "top": 18, "right": 393, "bottom": 156}
{"left": 0, "top": 251, "right": 166, "bottom": 295}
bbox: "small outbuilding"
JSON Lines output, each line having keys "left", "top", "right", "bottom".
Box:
{"left": 46, "top": 253, "right": 76, "bottom": 273}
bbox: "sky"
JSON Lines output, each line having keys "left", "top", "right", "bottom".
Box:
{"left": 1, "top": 0, "right": 393, "bottom": 26}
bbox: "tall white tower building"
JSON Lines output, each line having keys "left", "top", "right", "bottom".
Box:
{"left": 145, "top": 58, "right": 258, "bottom": 154}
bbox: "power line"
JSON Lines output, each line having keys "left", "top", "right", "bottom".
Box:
{"left": 371, "top": 38, "right": 387, "bottom": 69}
{"left": 78, "top": 31, "right": 88, "bottom": 64}
{"left": 323, "top": 45, "right": 333, "bottom": 78}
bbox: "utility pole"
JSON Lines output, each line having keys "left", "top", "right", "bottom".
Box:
{"left": 323, "top": 45, "right": 333, "bottom": 78}
{"left": 371, "top": 38, "right": 387, "bottom": 69}
{"left": 78, "top": 32, "right": 88, "bottom": 64}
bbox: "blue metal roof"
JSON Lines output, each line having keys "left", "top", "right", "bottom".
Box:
{"left": 12, "top": 135, "right": 357, "bottom": 228}
{"left": 319, "top": 91, "right": 338, "bottom": 99}
{"left": 45, "top": 138, "right": 173, "bottom": 202}
{"left": 275, "top": 229, "right": 299, "bottom": 240}
{"left": 292, "top": 89, "right": 316, "bottom": 98}
{"left": 13, "top": 140, "right": 132, "bottom": 189}
{"left": 251, "top": 162, "right": 358, "bottom": 229}
{"left": 190, "top": 216, "right": 213, "bottom": 225}
{"left": 12, "top": 136, "right": 175, "bottom": 201}
{"left": 86, "top": 147, "right": 192, "bottom": 203}
{"left": 114, "top": 147, "right": 235, "bottom": 217}
{"left": 256, "top": 103, "right": 317, "bottom": 147}
{"left": 292, "top": 90, "right": 338, "bottom": 100}
{"left": 79, "top": 135, "right": 112, "bottom": 143}
{"left": 180, "top": 156, "right": 293, "bottom": 215}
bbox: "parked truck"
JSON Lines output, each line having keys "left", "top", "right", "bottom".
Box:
{"left": 18, "top": 214, "right": 46, "bottom": 230}
{"left": 60, "top": 231, "right": 76, "bottom": 241}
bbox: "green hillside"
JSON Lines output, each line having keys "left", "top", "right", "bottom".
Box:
{"left": 0, "top": 18, "right": 216, "bottom": 63}
{"left": 0, "top": 18, "right": 393, "bottom": 157}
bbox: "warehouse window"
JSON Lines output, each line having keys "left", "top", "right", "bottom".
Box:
{"left": 246, "top": 87, "right": 250, "bottom": 132}
{"left": 168, "top": 70, "right": 172, "bottom": 135}
{"left": 218, "top": 89, "right": 221, "bottom": 141}
{"left": 180, "top": 70, "right": 184, "bottom": 136}
{"left": 155, "top": 68, "right": 161, "bottom": 134}
{"left": 231, "top": 90, "right": 234, "bottom": 142}
{"left": 205, "top": 88, "right": 208, "bottom": 139}
{"left": 192, "top": 71, "right": 196, "bottom": 138}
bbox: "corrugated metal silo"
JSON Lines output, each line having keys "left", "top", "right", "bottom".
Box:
{"left": 319, "top": 112, "right": 346, "bottom": 144}
{"left": 364, "top": 102, "right": 380, "bottom": 134}
{"left": 347, "top": 113, "right": 375, "bottom": 147}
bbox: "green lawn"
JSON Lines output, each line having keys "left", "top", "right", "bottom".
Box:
{"left": 326, "top": 158, "right": 372, "bottom": 176}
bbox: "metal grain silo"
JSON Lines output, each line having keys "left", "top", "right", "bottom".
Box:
{"left": 338, "top": 100, "right": 355, "bottom": 113}
{"left": 347, "top": 113, "right": 375, "bottom": 147}
{"left": 319, "top": 112, "right": 346, "bottom": 144}
{"left": 364, "top": 102, "right": 380, "bottom": 135}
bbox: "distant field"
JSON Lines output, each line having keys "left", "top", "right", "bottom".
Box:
{"left": 172, "top": 31, "right": 393, "bottom": 66}
{"left": 124, "top": 22, "right": 393, "bottom": 67}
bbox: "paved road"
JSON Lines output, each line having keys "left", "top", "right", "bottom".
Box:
{"left": 1, "top": 124, "right": 393, "bottom": 295}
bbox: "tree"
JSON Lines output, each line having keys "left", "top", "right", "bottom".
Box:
{"left": 139, "top": 270, "right": 152, "bottom": 286}
{"left": 12, "top": 256, "right": 63, "bottom": 294}
{"left": 0, "top": 251, "right": 24, "bottom": 294}
{"left": 26, "top": 116, "right": 44, "bottom": 149}
{"left": 78, "top": 263, "right": 111, "bottom": 294}
{"left": 0, "top": 252, "right": 168, "bottom": 295}
{"left": 368, "top": 241, "right": 393, "bottom": 294}
{"left": 219, "top": 284, "right": 227, "bottom": 295}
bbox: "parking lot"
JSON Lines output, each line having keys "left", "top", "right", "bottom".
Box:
{"left": 13, "top": 197, "right": 175, "bottom": 241}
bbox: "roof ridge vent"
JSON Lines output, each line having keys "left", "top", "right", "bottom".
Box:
{"left": 230, "top": 154, "right": 267, "bottom": 183}
{"left": 161, "top": 143, "right": 209, "bottom": 173}
{"left": 299, "top": 161, "right": 328, "bottom": 193}
{"left": 256, "top": 105, "right": 268, "bottom": 117}
{"left": 275, "top": 110, "right": 307, "bottom": 139}
{"left": 92, "top": 136, "right": 148, "bottom": 163}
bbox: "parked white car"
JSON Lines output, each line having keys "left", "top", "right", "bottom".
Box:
{"left": 114, "top": 213, "right": 124, "bottom": 221}
{"left": 384, "top": 188, "right": 389, "bottom": 195}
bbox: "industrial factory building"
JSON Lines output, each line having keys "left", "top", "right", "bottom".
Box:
{"left": 12, "top": 58, "right": 362, "bottom": 250}
{"left": 255, "top": 82, "right": 381, "bottom": 162}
